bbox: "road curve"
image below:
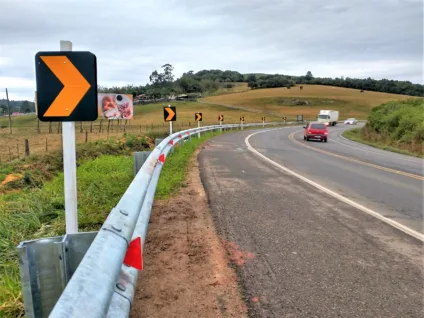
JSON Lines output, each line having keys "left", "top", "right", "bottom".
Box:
{"left": 199, "top": 128, "right": 423, "bottom": 317}
{"left": 249, "top": 125, "right": 423, "bottom": 233}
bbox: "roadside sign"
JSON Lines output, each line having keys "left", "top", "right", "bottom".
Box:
{"left": 219, "top": 115, "right": 224, "bottom": 121}
{"left": 262, "top": 116, "right": 266, "bottom": 121}
{"left": 98, "top": 93, "right": 133, "bottom": 119}
{"left": 240, "top": 116, "right": 245, "bottom": 122}
{"left": 35, "top": 51, "right": 97, "bottom": 122}
{"left": 164, "top": 106, "right": 176, "bottom": 122}
{"left": 195, "top": 112, "right": 202, "bottom": 121}
{"left": 283, "top": 116, "right": 287, "bottom": 121}
{"left": 297, "top": 115, "right": 303, "bottom": 122}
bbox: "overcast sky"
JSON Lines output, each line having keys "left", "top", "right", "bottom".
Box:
{"left": 0, "top": 0, "right": 422, "bottom": 100}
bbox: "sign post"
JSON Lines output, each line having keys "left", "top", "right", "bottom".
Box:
{"left": 195, "top": 112, "right": 202, "bottom": 138}
{"left": 240, "top": 116, "right": 244, "bottom": 130}
{"left": 262, "top": 116, "right": 265, "bottom": 127}
{"left": 61, "top": 41, "right": 77, "bottom": 234}
{"left": 218, "top": 115, "right": 223, "bottom": 132}
{"left": 164, "top": 105, "right": 176, "bottom": 135}
{"left": 35, "top": 40, "right": 98, "bottom": 234}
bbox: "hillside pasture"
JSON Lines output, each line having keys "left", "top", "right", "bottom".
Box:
{"left": 201, "top": 84, "right": 415, "bottom": 120}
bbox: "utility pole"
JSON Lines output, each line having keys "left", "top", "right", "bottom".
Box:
{"left": 5, "top": 88, "right": 12, "bottom": 134}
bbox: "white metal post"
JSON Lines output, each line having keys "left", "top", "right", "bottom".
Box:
{"left": 169, "top": 121, "right": 173, "bottom": 135}
{"left": 219, "top": 120, "right": 222, "bottom": 132}
{"left": 197, "top": 121, "right": 200, "bottom": 138}
{"left": 60, "top": 40, "right": 78, "bottom": 234}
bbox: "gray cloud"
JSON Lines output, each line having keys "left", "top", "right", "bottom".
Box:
{"left": 0, "top": 0, "right": 422, "bottom": 100}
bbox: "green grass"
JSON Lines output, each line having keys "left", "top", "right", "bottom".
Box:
{"left": 0, "top": 129, "right": 219, "bottom": 317}
{"left": 342, "top": 129, "right": 423, "bottom": 158}
{"left": 0, "top": 134, "right": 160, "bottom": 317}
{"left": 155, "top": 131, "right": 215, "bottom": 199}
{"left": 0, "top": 154, "right": 135, "bottom": 317}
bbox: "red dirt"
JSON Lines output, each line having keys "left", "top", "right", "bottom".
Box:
{"left": 130, "top": 150, "right": 247, "bottom": 318}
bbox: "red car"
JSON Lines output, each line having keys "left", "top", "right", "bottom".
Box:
{"left": 303, "top": 122, "right": 328, "bottom": 142}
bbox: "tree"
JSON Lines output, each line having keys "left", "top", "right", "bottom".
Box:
{"left": 149, "top": 70, "right": 162, "bottom": 84}
{"left": 247, "top": 74, "right": 257, "bottom": 83}
{"left": 305, "top": 71, "right": 313, "bottom": 81}
{"left": 21, "top": 100, "right": 33, "bottom": 113}
{"left": 161, "top": 63, "right": 174, "bottom": 82}
{"left": 0, "top": 104, "right": 7, "bottom": 115}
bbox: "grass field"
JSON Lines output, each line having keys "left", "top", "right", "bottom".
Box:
{"left": 0, "top": 101, "right": 277, "bottom": 162}
{"left": 342, "top": 129, "right": 423, "bottom": 158}
{"left": 201, "top": 84, "right": 416, "bottom": 120}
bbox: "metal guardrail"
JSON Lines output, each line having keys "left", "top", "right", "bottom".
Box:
{"left": 45, "top": 122, "right": 286, "bottom": 318}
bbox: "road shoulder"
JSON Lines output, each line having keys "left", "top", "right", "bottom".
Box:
{"left": 130, "top": 146, "right": 247, "bottom": 318}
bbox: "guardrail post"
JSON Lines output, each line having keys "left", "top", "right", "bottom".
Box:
{"left": 17, "top": 232, "right": 97, "bottom": 318}
{"left": 133, "top": 151, "right": 152, "bottom": 176}
{"left": 154, "top": 138, "right": 163, "bottom": 146}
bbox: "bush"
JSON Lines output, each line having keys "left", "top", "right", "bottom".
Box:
{"left": 361, "top": 99, "right": 424, "bottom": 154}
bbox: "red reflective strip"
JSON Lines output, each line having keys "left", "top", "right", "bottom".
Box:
{"left": 123, "top": 237, "right": 143, "bottom": 271}
{"left": 158, "top": 154, "right": 165, "bottom": 163}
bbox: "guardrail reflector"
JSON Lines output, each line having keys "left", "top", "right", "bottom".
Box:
{"left": 123, "top": 237, "right": 143, "bottom": 271}
{"left": 158, "top": 154, "right": 165, "bottom": 163}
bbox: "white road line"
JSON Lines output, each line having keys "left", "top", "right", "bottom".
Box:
{"left": 245, "top": 129, "right": 424, "bottom": 242}
{"left": 335, "top": 130, "right": 423, "bottom": 164}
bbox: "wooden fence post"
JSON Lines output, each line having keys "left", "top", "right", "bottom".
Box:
{"left": 25, "top": 139, "right": 30, "bottom": 157}
{"left": 85, "top": 131, "right": 88, "bottom": 143}
{"left": 90, "top": 121, "right": 93, "bottom": 133}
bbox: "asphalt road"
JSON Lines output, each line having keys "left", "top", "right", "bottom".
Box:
{"left": 249, "top": 124, "right": 423, "bottom": 233}
{"left": 199, "top": 126, "right": 423, "bottom": 317}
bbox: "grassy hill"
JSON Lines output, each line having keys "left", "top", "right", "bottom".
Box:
{"left": 200, "top": 84, "right": 417, "bottom": 120}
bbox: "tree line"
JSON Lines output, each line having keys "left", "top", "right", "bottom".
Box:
{"left": 99, "top": 65, "right": 423, "bottom": 98}
{"left": 0, "top": 100, "right": 35, "bottom": 115}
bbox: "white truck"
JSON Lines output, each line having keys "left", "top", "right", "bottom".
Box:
{"left": 317, "top": 110, "right": 339, "bottom": 126}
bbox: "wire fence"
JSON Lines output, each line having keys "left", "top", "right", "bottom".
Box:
{"left": 0, "top": 121, "right": 197, "bottom": 163}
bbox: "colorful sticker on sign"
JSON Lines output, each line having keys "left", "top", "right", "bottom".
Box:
{"left": 98, "top": 93, "right": 133, "bottom": 120}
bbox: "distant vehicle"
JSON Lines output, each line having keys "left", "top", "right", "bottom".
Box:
{"left": 317, "top": 110, "right": 339, "bottom": 126}
{"left": 344, "top": 118, "right": 357, "bottom": 125}
{"left": 303, "top": 122, "right": 328, "bottom": 142}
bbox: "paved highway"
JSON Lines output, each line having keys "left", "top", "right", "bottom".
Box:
{"left": 249, "top": 124, "right": 423, "bottom": 234}
{"left": 199, "top": 125, "right": 423, "bottom": 317}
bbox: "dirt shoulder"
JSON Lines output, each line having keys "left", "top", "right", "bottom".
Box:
{"left": 130, "top": 146, "right": 247, "bottom": 318}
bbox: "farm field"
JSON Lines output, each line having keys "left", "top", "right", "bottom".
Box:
{"left": 0, "top": 101, "right": 279, "bottom": 162}
{"left": 201, "top": 84, "right": 416, "bottom": 120}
